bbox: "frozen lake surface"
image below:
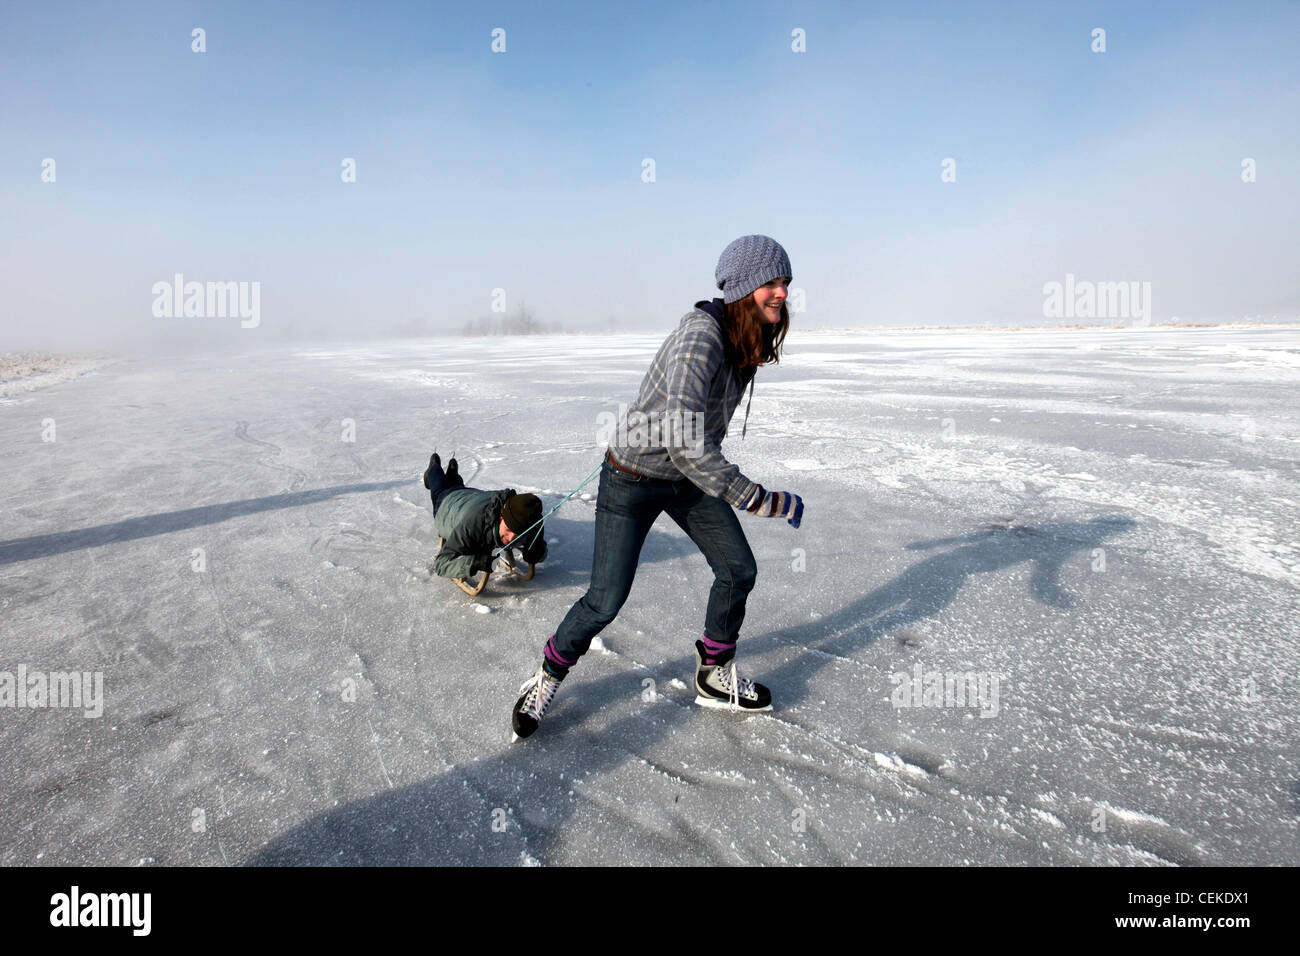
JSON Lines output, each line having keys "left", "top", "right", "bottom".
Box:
{"left": 2, "top": 325, "right": 1297, "bottom": 865}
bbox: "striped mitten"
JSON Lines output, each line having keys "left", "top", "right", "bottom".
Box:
{"left": 741, "top": 484, "right": 804, "bottom": 529}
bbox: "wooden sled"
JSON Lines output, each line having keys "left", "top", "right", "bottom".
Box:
{"left": 439, "top": 538, "right": 535, "bottom": 596}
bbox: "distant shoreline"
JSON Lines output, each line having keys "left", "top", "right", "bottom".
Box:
{"left": 7, "top": 323, "right": 1297, "bottom": 361}
{"left": 0, "top": 352, "right": 118, "bottom": 399}
{"left": 790, "top": 321, "right": 1300, "bottom": 334}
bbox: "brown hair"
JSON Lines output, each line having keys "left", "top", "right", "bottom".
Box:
{"left": 723, "top": 293, "right": 789, "bottom": 370}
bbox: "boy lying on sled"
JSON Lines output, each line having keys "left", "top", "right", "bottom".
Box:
{"left": 423, "top": 453, "right": 547, "bottom": 591}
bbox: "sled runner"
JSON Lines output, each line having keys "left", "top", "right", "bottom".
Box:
{"left": 499, "top": 546, "right": 536, "bottom": 581}
{"left": 438, "top": 537, "right": 535, "bottom": 596}
{"left": 452, "top": 569, "right": 490, "bottom": 597}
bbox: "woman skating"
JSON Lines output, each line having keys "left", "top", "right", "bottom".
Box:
{"left": 512, "top": 235, "right": 804, "bottom": 739}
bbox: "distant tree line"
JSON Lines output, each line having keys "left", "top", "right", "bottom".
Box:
{"left": 384, "top": 304, "right": 628, "bottom": 338}
{"left": 459, "top": 303, "right": 567, "bottom": 336}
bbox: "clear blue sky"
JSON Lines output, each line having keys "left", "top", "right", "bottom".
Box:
{"left": 2, "top": 0, "right": 1297, "bottom": 349}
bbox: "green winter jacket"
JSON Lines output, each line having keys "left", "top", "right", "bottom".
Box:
{"left": 433, "top": 487, "right": 548, "bottom": 579}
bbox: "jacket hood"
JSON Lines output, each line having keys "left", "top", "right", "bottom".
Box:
{"left": 490, "top": 488, "right": 515, "bottom": 545}
{"left": 694, "top": 297, "right": 727, "bottom": 324}
{"left": 691, "top": 297, "right": 756, "bottom": 439}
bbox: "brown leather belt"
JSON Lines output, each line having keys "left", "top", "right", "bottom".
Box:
{"left": 605, "top": 449, "right": 646, "bottom": 478}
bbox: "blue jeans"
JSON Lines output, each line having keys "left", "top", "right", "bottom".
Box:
{"left": 551, "top": 458, "right": 758, "bottom": 663}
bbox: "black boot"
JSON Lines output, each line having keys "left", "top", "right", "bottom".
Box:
{"left": 423, "top": 453, "right": 441, "bottom": 490}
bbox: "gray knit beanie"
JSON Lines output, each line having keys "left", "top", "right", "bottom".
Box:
{"left": 714, "top": 235, "right": 793, "bottom": 305}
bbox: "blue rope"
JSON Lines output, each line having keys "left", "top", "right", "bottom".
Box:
{"left": 490, "top": 458, "right": 604, "bottom": 559}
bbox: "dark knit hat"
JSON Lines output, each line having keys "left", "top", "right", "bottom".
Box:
{"left": 502, "top": 493, "right": 543, "bottom": 534}
{"left": 715, "top": 235, "right": 793, "bottom": 304}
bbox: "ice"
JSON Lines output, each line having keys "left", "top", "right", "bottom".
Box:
{"left": 1, "top": 326, "right": 1297, "bottom": 866}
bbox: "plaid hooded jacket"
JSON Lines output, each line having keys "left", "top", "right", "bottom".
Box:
{"left": 605, "top": 298, "right": 759, "bottom": 509}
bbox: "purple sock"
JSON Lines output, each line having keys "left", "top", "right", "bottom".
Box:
{"left": 700, "top": 633, "right": 735, "bottom": 665}
{"left": 543, "top": 635, "right": 576, "bottom": 677}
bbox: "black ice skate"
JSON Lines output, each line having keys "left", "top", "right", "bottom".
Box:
{"left": 694, "top": 640, "right": 772, "bottom": 712}
{"left": 511, "top": 663, "right": 564, "bottom": 740}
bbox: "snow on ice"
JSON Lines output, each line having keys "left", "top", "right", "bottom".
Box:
{"left": 2, "top": 326, "right": 1297, "bottom": 865}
